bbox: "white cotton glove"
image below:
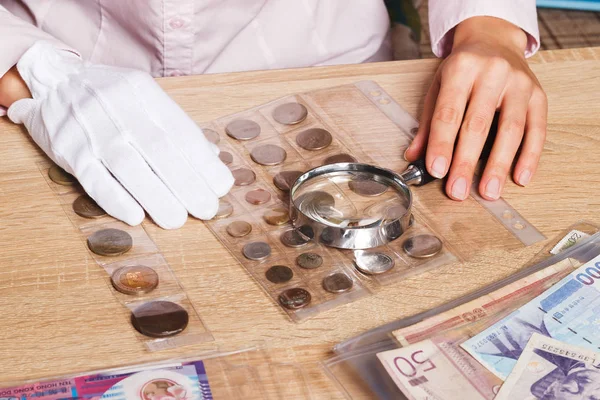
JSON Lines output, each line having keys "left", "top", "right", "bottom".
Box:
{"left": 8, "top": 41, "right": 234, "bottom": 229}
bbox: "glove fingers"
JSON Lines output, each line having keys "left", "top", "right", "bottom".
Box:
{"left": 7, "top": 98, "right": 37, "bottom": 125}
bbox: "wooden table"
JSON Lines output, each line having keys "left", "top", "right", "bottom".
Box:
{"left": 1, "top": 47, "right": 600, "bottom": 399}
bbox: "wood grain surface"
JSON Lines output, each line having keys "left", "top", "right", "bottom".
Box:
{"left": 1, "top": 47, "right": 599, "bottom": 399}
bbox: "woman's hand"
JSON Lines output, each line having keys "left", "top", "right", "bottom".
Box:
{"left": 404, "top": 16, "right": 547, "bottom": 201}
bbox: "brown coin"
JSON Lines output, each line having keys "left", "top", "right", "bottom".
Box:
{"left": 296, "top": 128, "right": 333, "bottom": 151}
{"left": 72, "top": 195, "right": 107, "bottom": 219}
{"left": 219, "top": 151, "right": 234, "bottom": 165}
{"left": 348, "top": 177, "right": 388, "bottom": 197}
{"left": 281, "top": 229, "right": 310, "bottom": 248}
{"left": 111, "top": 265, "right": 159, "bottom": 296}
{"left": 250, "top": 144, "right": 287, "bottom": 166}
{"left": 322, "top": 273, "right": 353, "bottom": 293}
{"left": 263, "top": 208, "right": 290, "bottom": 226}
{"left": 272, "top": 103, "right": 308, "bottom": 125}
{"left": 403, "top": 234, "right": 443, "bottom": 259}
{"left": 48, "top": 164, "right": 77, "bottom": 186}
{"left": 203, "top": 128, "right": 220, "bottom": 144}
{"left": 265, "top": 265, "right": 294, "bottom": 284}
{"left": 214, "top": 200, "right": 234, "bottom": 219}
{"left": 278, "top": 288, "right": 311, "bottom": 310}
{"left": 232, "top": 168, "right": 256, "bottom": 186}
{"left": 225, "top": 119, "right": 261, "bottom": 140}
{"left": 296, "top": 252, "right": 323, "bottom": 269}
{"left": 323, "top": 153, "right": 357, "bottom": 165}
{"left": 226, "top": 220, "right": 252, "bottom": 238}
{"left": 87, "top": 228, "right": 133, "bottom": 257}
{"left": 245, "top": 189, "right": 272, "bottom": 205}
{"left": 273, "top": 170, "right": 303, "bottom": 192}
{"left": 130, "top": 300, "right": 189, "bottom": 338}
{"left": 242, "top": 241, "right": 271, "bottom": 261}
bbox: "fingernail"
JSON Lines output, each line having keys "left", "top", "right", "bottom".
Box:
{"left": 403, "top": 146, "right": 410, "bottom": 161}
{"left": 518, "top": 170, "right": 531, "bottom": 186}
{"left": 430, "top": 156, "right": 448, "bottom": 178}
{"left": 484, "top": 177, "right": 501, "bottom": 200}
{"left": 451, "top": 177, "right": 467, "bottom": 200}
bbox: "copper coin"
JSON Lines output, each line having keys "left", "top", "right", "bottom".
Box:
{"left": 281, "top": 229, "right": 310, "bottom": 248}
{"left": 263, "top": 208, "right": 290, "bottom": 226}
{"left": 225, "top": 119, "right": 261, "bottom": 141}
{"left": 354, "top": 252, "right": 395, "bottom": 275}
{"left": 296, "top": 252, "right": 323, "bottom": 269}
{"left": 203, "top": 128, "right": 220, "bottom": 144}
{"left": 87, "top": 228, "right": 133, "bottom": 257}
{"left": 232, "top": 168, "right": 256, "bottom": 186}
{"left": 348, "top": 177, "right": 388, "bottom": 197}
{"left": 214, "top": 200, "right": 234, "bottom": 219}
{"left": 272, "top": 103, "right": 308, "bottom": 125}
{"left": 322, "top": 273, "right": 353, "bottom": 293}
{"left": 226, "top": 221, "right": 252, "bottom": 238}
{"left": 296, "top": 128, "right": 333, "bottom": 151}
{"left": 323, "top": 153, "right": 357, "bottom": 165}
{"left": 245, "top": 189, "right": 271, "bottom": 205}
{"left": 219, "top": 151, "right": 234, "bottom": 165}
{"left": 242, "top": 241, "right": 272, "bottom": 261}
{"left": 130, "top": 301, "right": 189, "bottom": 338}
{"left": 403, "top": 234, "right": 443, "bottom": 259}
{"left": 111, "top": 265, "right": 159, "bottom": 296}
{"left": 265, "top": 265, "right": 294, "bottom": 284}
{"left": 72, "top": 195, "right": 107, "bottom": 219}
{"left": 273, "top": 170, "right": 303, "bottom": 192}
{"left": 48, "top": 164, "right": 77, "bottom": 186}
{"left": 250, "top": 144, "right": 287, "bottom": 166}
{"left": 278, "top": 288, "right": 311, "bottom": 310}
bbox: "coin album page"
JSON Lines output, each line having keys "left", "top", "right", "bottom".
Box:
{"left": 37, "top": 160, "right": 214, "bottom": 351}
{"left": 201, "top": 81, "right": 543, "bottom": 322}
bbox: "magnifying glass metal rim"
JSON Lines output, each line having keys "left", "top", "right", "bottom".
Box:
{"left": 289, "top": 162, "right": 413, "bottom": 250}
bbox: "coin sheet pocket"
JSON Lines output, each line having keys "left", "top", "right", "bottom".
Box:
{"left": 37, "top": 161, "right": 82, "bottom": 196}
{"left": 258, "top": 95, "right": 318, "bottom": 134}
{"left": 216, "top": 110, "right": 280, "bottom": 141}
{"left": 55, "top": 190, "right": 114, "bottom": 229}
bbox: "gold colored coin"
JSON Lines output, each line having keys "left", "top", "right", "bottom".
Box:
{"left": 263, "top": 208, "right": 290, "bottom": 226}
{"left": 111, "top": 265, "right": 159, "bottom": 295}
{"left": 48, "top": 164, "right": 77, "bottom": 186}
{"left": 226, "top": 221, "right": 252, "bottom": 238}
{"left": 245, "top": 189, "right": 272, "bottom": 205}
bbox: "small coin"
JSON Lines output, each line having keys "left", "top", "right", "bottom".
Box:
{"left": 250, "top": 144, "right": 287, "bottom": 166}
{"left": 354, "top": 252, "right": 395, "bottom": 275}
{"left": 348, "top": 177, "right": 388, "bottom": 197}
{"left": 130, "top": 300, "right": 189, "bottom": 338}
{"left": 48, "top": 164, "right": 77, "bottom": 186}
{"left": 242, "top": 241, "right": 272, "bottom": 261}
{"left": 272, "top": 103, "right": 308, "bottom": 125}
{"left": 245, "top": 189, "right": 272, "bottom": 205}
{"left": 296, "top": 252, "right": 323, "bottom": 269}
{"left": 72, "top": 195, "right": 106, "bottom": 219}
{"left": 225, "top": 119, "right": 261, "bottom": 140}
{"left": 273, "top": 170, "right": 303, "bottom": 192}
{"left": 87, "top": 228, "right": 133, "bottom": 257}
{"left": 265, "top": 265, "right": 294, "bottom": 284}
{"left": 219, "top": 151, "right": 234, "bottom": 165}
{"left": 232, "top": 168, "right": 256, "bottom": 186}
{"left": 110, "top": 265, "right": 159, "bottom": 296}
{"left": 322, "top": 273, "right": 353, "bottom": 293}
{"left": 278, "top": 288, "right": 311, "bottom": 310}
{"left": 263, "top": 208, "right": 290, "bottom": 226}
{"left": 296, "top": 128, "right": 333, "bottom": 151}
{"left": 203, "top": 128, "right": 220, "bottom": 144}
{"left": 403, "top": 234, "right": 443, "bottom": 259}
{"left": 281, "top": 229, "right": 310, "bottom": 248}
{"left": 226, "top": 221, "right": 252, "bottom": 238}
{"left": 323, "top": 153, "right": 357, "bottom": 165}
{"left": 214, "top": 200, "right": 234, "bottom": 219}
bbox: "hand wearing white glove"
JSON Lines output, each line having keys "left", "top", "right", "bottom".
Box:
{"left": 8, "top": 41, "right": 234, "bottom": 229}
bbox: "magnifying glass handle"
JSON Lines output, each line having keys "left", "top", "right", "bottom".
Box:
{"left": 401, "top": 112, "right": 500, "bottom": 187}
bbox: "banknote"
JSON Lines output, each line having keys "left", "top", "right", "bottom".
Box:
{"left": 462, "top": 253, "right": 600, "bottom": 380}
{"left": 495, "top": 333, "right": 600, "bottom": 400}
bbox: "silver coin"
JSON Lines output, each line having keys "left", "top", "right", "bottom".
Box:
{"left": 242, "top": 242, "right": 272, "bottom": 261}
{"left": 225, "top": 119, "right": 261, "bottom": 141}
{"left": 272, "top": 103, "right": 308, "bottom": 125}
{"left": 250, "top": 144, "right": 287, "bottom": 166}
{"left": 403, "top": 234, "right": 443, "bottom": 259}
{"left": 354, "top": 252, "right": 395, "bottom": 275}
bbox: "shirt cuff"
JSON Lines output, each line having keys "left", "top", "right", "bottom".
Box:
{"left": 429, "top": 0, "right": 540, "bottom": 58}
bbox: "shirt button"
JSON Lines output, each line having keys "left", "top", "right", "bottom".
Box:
{"left": 169, "top": 17, "right": 185, "bottom": 29}
{"left": 169, "top": 70, "right": 183, "bottom": 77}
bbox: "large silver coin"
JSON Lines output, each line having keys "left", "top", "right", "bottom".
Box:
{"left": 354, "top": 252, "right": 394, "bottom": 275}
{"left": 403, "top": 234, "right": 443, "bottom": 259}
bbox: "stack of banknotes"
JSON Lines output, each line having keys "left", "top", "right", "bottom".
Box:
{"left": 377, "top": 236, "right": 600, "bottom": 399}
